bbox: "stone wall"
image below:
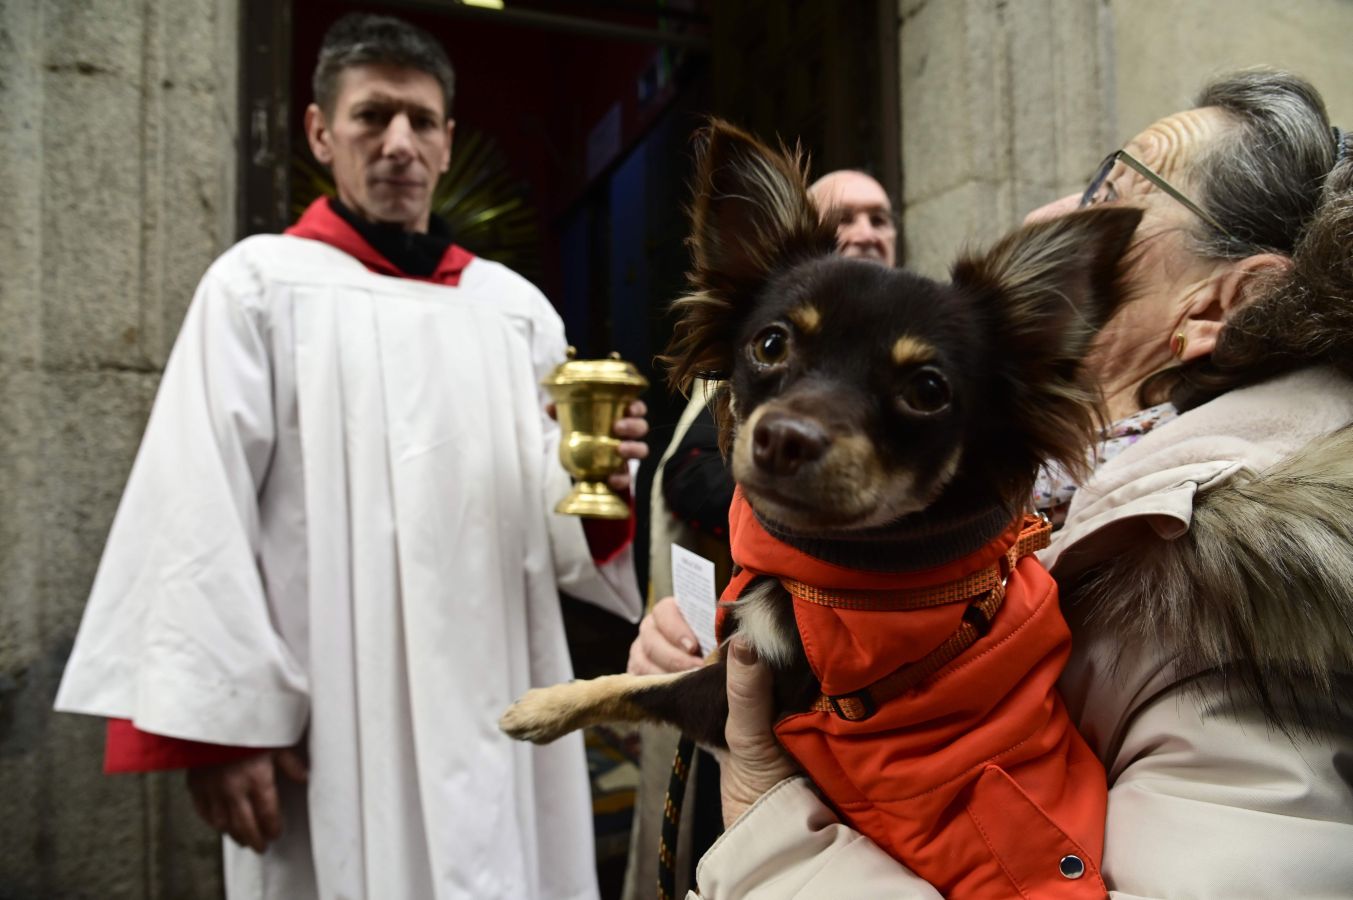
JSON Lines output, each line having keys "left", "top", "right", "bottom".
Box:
{"left": 899, "top": 0, "right": 1353, "bottom": 277}
{"left": 1112, "top": 0, "right": 1353, "bottom": 134}
{"left": 899, "top": 0, "right": 1115, "bottom": 276}
{"left": 0, "top": 0, "right": 237, "bottom": 896}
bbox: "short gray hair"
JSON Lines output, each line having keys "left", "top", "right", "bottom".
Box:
{"left": 313, "top": 14, "right": 455, "bottom": 119}
{"left": 1191, "top": 69, "right": 1336, "bottom": 258}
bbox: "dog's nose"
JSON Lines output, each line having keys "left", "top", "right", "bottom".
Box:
{"left": 752, "top": 413, "right": 828, "bottom": 476}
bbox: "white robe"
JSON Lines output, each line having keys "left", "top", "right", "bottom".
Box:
{"left": 54, "top": 235, "right": 642, "bottom": 900}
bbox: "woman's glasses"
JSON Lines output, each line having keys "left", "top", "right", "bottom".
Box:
{"left": 1080, "top": 149, "right": 1236, "bottom": 242}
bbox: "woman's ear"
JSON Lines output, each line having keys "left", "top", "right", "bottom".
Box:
{"left": 1177, "top": 253, "right": 1292, "bottom": 361}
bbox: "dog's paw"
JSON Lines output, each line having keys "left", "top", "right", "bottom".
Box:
{"left": 500, "top": 673, "right": 653, "bottom": 744}
{"left": 499, "top": 686, "right": 575, "bottom": 744}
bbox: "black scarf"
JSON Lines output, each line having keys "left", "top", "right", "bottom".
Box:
{"left": 328, "top": 198, "right": 455, "bottom": 278}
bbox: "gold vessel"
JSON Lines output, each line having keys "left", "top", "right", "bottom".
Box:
{"left": 541, "top": 348, "right": 649, "bottom": 519}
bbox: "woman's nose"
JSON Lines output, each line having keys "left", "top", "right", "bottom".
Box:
{"left": 1023, "top": 192, "right": 1083, "bottom": 225}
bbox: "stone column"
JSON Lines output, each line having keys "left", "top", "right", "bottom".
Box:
{"left": 0, "top": 0, "right": 238, "bottom": 895}
{"left": 899, "top": 0, "right": 1114, "bottom": 277}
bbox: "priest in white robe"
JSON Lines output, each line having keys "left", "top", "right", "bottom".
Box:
{"left": 54, "top": 13, "right": 644, "bottom": 900}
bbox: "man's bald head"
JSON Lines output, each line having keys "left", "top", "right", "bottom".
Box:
{"left": 808, "top": 170, "right": 896, "bottom": 267}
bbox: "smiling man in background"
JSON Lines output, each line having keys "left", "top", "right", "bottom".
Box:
{"left": 55, "top": 13, "right": 645, "bottom": 900}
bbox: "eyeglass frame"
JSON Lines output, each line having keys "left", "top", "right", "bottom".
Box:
{"left": 1079, "top": 148, "right": 1237, "bottom": 242}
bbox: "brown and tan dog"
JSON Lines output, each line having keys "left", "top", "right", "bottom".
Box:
{"left": 501, "top": 121, "right": 1140, "bottom": 897}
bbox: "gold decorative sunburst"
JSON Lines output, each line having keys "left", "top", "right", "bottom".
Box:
{"left": 291, "top": 127, "right": 544, "bottom": 283}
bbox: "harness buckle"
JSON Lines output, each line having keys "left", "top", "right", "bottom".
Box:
{"left": 826, "top": 690, "right": 877, "bottom": 722}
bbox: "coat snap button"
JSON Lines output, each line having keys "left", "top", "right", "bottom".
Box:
{"left": 1059, "top": 854, "right": 1085, "bottom": 879}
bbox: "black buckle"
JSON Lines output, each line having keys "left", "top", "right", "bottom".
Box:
{"left": 963, "top": 602, "right": 993, "bottom": 638}
{"left": 826, "top": 690, "right": 877, "bottom": 722}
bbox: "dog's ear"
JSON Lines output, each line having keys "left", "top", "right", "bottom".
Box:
{"left": 688, "top": 120, "right": 827, "bottom": 292}
{"left": 662, "top": 120, "right": 836, "bottom": 396}
{"left": 951, "top": 206, "right": 1143, "bottom": 484}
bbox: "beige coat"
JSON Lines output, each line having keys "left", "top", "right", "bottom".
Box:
{"left": 692, "top": 367, "right": 1353, "bottom": 899}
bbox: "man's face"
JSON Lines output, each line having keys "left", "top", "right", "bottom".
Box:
{"left": 305, "top": 63, "right": 454, "bottom": 233}
{"left": 809, "top": 171, "right": 897, "bottom": 266}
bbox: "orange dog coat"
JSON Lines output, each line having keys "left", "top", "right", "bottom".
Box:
{"left": 719, "top": 490, "right": 1107, "bottom": 899}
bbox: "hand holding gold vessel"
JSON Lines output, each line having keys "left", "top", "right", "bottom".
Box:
{"left": 542, "top": 349, "right": 650, "bottom": 518}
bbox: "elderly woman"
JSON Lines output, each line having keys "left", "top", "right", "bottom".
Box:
{"left": 679, "top": 69, "right": 1353, "bottom": 897}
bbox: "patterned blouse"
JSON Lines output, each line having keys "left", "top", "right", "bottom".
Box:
{"left": 1032, "top": 402, "right": 1179, "bottom": 527}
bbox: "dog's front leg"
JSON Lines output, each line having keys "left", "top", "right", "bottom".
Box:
{"left": 500, "top": 578, "right": 807, "bottom": 747}
{"left": 499, "top": 657, "right": 731, "bottom": 747}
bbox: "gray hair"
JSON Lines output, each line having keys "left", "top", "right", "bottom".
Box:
{"left": 1190, "top": 69, "right": 1336, "bottom": 258}
{"left": 1167, "top": 152, "right": 1353, "bottom": 411}
{"left": 1144, "top": 70, "right": 1350, "bottom": 411}
{"left": 313, "top": 14, "right": 455, "bottom": 119}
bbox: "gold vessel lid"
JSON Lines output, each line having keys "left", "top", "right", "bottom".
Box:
{"left": 541, "top": 348, "right": 649, "bottom": 389}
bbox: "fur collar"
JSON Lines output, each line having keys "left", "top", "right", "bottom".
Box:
{"left": 1054, "top": 371, "right": 1353, "bottom": 731}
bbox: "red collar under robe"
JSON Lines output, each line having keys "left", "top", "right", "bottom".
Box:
{"left": 285, "top": 196, "right": 476, "bottom": 285}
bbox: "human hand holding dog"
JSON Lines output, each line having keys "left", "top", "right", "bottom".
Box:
{"left": 186, "top": 748, "right": 308, "bottom": 852}
{"left": 627, "top": 595, "right": 702, "bottom": 674}
{"left": 719, "top": 637, "right": 800, "bottom": 828}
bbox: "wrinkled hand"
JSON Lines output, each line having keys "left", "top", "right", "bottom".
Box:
{"left": 627, "top": 595, "right": 702, "bottom": 675}
{"left": 609, "top": 399, "right": 649, "bottom": 492}
{"left": 186, "top": 748, "right": 309, "bottom": 852}
{"left": 717, "top": 637, "right": 800, "bottom": 828}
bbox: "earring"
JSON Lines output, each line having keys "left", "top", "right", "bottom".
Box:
{"left": 1170, "top": 331, "right": 1188, "bottom": 360}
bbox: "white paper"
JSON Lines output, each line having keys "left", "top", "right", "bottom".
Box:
{"left": 670, "top": 544, "right": 718, "bottom": 655}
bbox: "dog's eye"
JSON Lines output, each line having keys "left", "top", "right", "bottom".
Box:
{"left": 750, "top": 326, "right": 791, "bottom": 366}
{"left": 898, "top": 367, "right": 951, "bottom": 415}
